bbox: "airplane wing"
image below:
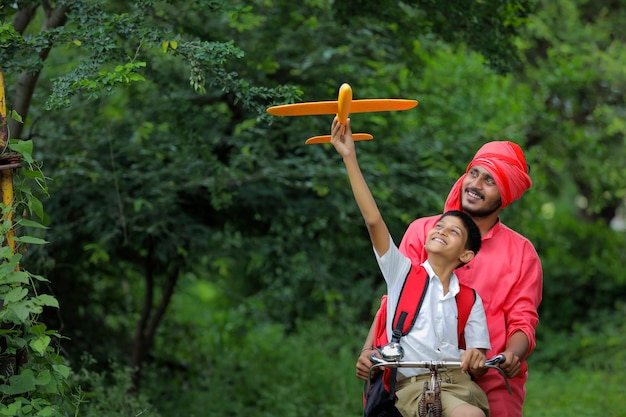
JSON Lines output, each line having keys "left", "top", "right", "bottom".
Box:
{"left": 267, "top": 99, "right": 418, "bottom": 117}
{"left": 350, "top": 99, "right": 418, "bottom": 113}
{"left": 266, "top": 101, "right": 338, "bottom": 116}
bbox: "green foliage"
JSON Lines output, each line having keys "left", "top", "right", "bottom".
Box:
{"left": 0, "top": 138, "right": 70, "bottom": 414}
{"left": 525, "top": 303, "right": 626, "bottom": 415}
{"left": 143, "top": 299, "right": 365, "bottom": 417}
{"left": 518, "top": 0, "right": 626, "bottom": 218}
{"left": 331, "top": 0, "right": 536, "bottom": 73}
{"left": 0, "top": 1, "right": 301, "bottom": 112}
{"left": 530, "top": 303, "right": 626, "bottom": 372}
{"left": 67, "top": 357, "right": 163, "bottom": 417}
{"left": 524, "top": 367, "right": 626, "bottom": 416}
{"left": 524, "top": 208, "right": 626, "bottom": 330}
{"left": 2, "top": 0, "right": 626, "bottom": 416}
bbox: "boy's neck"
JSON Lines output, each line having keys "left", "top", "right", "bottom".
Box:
{"left": 427, "top": 255, "right": 455, "bottom": 294}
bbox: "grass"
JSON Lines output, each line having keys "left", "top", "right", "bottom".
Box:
{"left": 524, "top": 366, "right": 626, "bottom": 417}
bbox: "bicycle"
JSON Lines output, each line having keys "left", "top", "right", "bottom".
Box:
{"left": 367, "top": 342, "right": 511, "bottom": 417}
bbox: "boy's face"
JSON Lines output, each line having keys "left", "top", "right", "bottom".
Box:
{"left": 425, "top": 216, "right": 474, "bottom": 264}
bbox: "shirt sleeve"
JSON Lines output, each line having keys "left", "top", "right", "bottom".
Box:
{"left": 374, "top": 234, "right": 411, "bottom": 290}
{"left": 464, "top": 292, "right": 491, "bottom": 350}
{"left": 503, "top": 241, "right": 543, "bottom": 357}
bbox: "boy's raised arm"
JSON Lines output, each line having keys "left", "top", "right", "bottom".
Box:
{"left": 330, "top": 117, "right": 390, "bottom": 257}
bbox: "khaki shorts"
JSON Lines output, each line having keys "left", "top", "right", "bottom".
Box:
{"left": 394, "top": 368, "right": 490, "bottom": 417}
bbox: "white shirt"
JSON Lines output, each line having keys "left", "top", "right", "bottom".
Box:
{"left": 375, "top": 235, "right": 490, "bottom": 377}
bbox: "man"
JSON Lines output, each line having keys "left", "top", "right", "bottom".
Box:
{"left": 356, "top": 139, "right": 543, "bottom": 417}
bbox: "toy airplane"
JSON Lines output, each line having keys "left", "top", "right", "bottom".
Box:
{"left": 266, "top": 83, "right": 418, "bottom": 144}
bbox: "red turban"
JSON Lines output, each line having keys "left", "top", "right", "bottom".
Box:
{"left": 444, "top": 141, "right": 532, "bottom": 211}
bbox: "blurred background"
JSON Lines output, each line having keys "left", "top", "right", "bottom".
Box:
{"left": 0, "top": 1, "right": 624, "bottom": 416}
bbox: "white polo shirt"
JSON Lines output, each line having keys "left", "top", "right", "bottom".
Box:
{"left": 375, "top": 235, "right": 490, "bottom": 377}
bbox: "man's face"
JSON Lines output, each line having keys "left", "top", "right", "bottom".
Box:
{"left": 461, "top": 165, "right": 502, "bottom": 218}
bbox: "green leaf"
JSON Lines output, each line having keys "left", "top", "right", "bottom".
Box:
{"left": 33, "top": 294, "right": 59, "bottom": 308}
{"left": 34, "top": 369, "right": 52, "bottom": 386}
{"left": 28, "top": 195, "right": 45, "bottom": 221}
{"left": 10, "top": 110, "right": 23, "bottom": 123}
{"left": 8, "top": 300, "right": 39, "bottom": 322}
{"left": 36, "top": 406, "right": 56, "bottom": 416}
{"left": 31, "top": 323, "right": 47, "bottom": 335}
{"left": 53, "top": 364, "right": 71, "bottom": 379}
{"left": 13, "top": 236, "right": 49, "bottom": 245}
{"left": 0, "top": 369, "right": 36, "bottom": 395}
{"left": 3, "top": 287, "right": 28, "bottom": 303}
{"left": 0, "top": 398, "right": 23, "bottom": 416}
{"left": 0, "top": 246, "right": 13, "bottom": 259}
{"left": 17, "top": 218, "right": 49, "bottom": 229}
{"left": 8, "top": 139, "right": 33, "bottom": 158}
{"left": 0, "top": 270, "right": 29, "bottom": 284}
{"left": 29, "top": 273, "right": 50, "bottom": 282}
{"left": 20, "top": 169, "right": 45, "bottom": 179}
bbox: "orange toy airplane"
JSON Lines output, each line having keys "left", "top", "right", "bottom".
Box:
{"left": 266, "top": 83, "right": 418, "bottom": 144}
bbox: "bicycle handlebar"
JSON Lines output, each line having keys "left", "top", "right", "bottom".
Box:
{"left": 368, "top": 353, "right": 512, "bottom": 394}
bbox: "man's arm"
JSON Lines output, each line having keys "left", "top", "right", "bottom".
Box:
{"left": 356, "top": 317, "right": 379, "bottom": 380}
{"left": 500, "top": 246, "right": 542, "bottom": 378}
{"left": 497, "top": 330, "right": 528, "bottom": 378}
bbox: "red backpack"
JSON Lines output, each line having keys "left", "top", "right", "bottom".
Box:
{"left": 363, "top": 266, "right": 476, "bottom": 417}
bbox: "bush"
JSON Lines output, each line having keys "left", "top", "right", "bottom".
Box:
{"left": 143, "top": 309, "right": 366, "bottom": 417}
{"left": 68, "top": 356, "right": 163, "bottom": 417}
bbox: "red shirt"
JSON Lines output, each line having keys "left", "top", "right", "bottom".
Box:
{"left": 398, "top": 216, "right": 543, "bottom": 417}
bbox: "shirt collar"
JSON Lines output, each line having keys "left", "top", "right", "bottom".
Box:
{"left": 421, "top": 260, "right": 460, "bottom": 296}
{"left": 482, "top": 217, "right": 502, "bottom": 240}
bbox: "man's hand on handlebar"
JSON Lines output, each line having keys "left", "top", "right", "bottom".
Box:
{"left": 498, "top": 350, "right": 521, "bottom": 378}
{"left": 356, "top": 347, "right": 380, "bottom": 381}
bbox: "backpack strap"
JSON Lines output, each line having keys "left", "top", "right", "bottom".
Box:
{"left": 390, "top": 266, "right": 429, "bottom": 342}
{"left": 375, "top": 268, "right": 477, "bottom": 349}
{"left": 365, "top": 268, "right": 478, "bottom": 417}
{"left": 455, "top": 284, "right": 477, "bottom": 350}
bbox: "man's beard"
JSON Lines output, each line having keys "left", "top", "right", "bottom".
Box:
{"left": 461, "top": 197, "right": 502, "bottom": 219}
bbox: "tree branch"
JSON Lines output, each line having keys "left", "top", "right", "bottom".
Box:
{"left": 11, "top": 5, "right": 38, "bottom": 34}
{"left": 9, "top": 4, "right": 70, "bottom": 140}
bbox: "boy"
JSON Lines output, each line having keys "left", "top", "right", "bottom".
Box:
{"left": 330, "top": 117, "right": 491, "bottom": 417}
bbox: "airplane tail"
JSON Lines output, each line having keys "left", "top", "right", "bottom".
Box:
{"left": 305, "top": 133, "right": 374, "bottom": 145}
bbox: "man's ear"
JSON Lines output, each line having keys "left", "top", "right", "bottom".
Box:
{"left": 459, "top": 250, "right": 475, "bottom": 264}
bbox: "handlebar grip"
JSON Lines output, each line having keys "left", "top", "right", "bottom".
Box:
{"left": 485, "top": 353, "right": 506, "bottom": 367}
{"left": 370, "top": 353, "right": 384, "bottom": 364}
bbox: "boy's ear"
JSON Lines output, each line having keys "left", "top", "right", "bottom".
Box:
{"left": 459, "top": 250, "right": 475, "bottom": 264}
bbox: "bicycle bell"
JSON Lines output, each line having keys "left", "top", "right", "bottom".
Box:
{"left": 379, "top": 341, "right": 405, "bottom": 361}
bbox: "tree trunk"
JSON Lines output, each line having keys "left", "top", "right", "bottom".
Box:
{"left": 129, "top": 240, "right": 181, "bottom": 393}
{"left": 9, "top": 3, "right": 69, "bottom": 140}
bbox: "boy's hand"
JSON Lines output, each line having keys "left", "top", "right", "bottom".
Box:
{"left": 460, "top": 348, "right": 487, "bottom": 374}
{"left": 330, "top": 117, "right": 355, "bottom": 158}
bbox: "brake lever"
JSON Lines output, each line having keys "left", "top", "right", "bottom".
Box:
{"left": 485, "top": 353, "right": 506, "bottom": 367}
{"left": 483, "top": 354, "right": 512, "bottom": 395}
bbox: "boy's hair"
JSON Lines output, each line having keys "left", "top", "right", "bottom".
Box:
{"left": 438, "top": 210, "right": 482, "bottom": 255}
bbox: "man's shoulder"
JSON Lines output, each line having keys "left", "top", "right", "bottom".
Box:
{"left": 495, "top": 221, "right": 538, "bottom": 251}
